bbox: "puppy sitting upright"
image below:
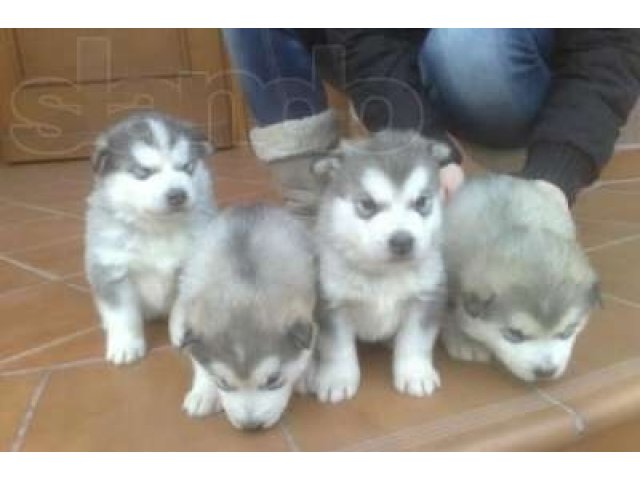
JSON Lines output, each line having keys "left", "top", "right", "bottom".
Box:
{"left": 170, "top": 205, "right": 316, "bottom": 430}
{"left": 85, "top": 111, "right": 216, "bottom": 365}
{"left": 311, "top": 130, "right": 449, "bottom": 403}
{"left": 442, "top": 174, "right": 600, "bottom": 382}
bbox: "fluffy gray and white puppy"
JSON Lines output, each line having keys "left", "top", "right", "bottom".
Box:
{"left": 170, "top": 204, "right": 316, "bottom": 430}
{"left": 442, "top": 174, "right": 600, "bottom": 382}
{"left": 310, "top": 130, "right": 450, "bottom": 403}
{"left": 85, "top": 110, "right": 216, "bottom": 365}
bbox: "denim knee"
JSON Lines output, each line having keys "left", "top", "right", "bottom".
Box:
{"left": 421, "top": 28, "right": 554, "bottom": 147}
{"left": 222, "top": 29, "right": 327, "bottom": 126}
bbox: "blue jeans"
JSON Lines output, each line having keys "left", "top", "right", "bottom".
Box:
{"left": 223, "top": 29, "right": 554, "bottom": 148}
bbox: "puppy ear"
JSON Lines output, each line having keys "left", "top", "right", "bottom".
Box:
{"left": 310, "top": 154, "right": 342, "bottom": 185}
{"left": 462, "top": 291, "right": 495, "bottom": 319}
{"left": 287, "top": 321, "right": 316, "bottom": 351}
{"left": 91, "top": 137, "right": 113, "bottom": 175}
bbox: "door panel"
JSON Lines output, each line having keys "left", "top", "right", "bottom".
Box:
{"left": 0, "top": 28, "right": 235, "bottom": 163}
{"left": 16, "top": 29, "right": 189, "bottom": 83}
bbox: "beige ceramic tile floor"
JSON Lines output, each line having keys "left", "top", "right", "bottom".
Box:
{"left": 1, "top": 148, "right": 640, "bottom": 451}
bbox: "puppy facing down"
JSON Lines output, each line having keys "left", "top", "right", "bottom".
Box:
{"left": 85, "top": 111, "right": 216, "bottom": 365}
{"left": 310, "top": 130, "right": 450, "bottom": 403}
{"left": 442, "top": 174, "right": 600, "bottom": 382}
{"left": 170, "top": 205, "right": 316, "bottom": 430}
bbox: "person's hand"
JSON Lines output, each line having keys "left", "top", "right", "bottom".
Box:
{"left": 439, "top": 133, "right": 469, "bottom": 202}
{"left": 440, "top": 162, "right": 465, "bottom": 202}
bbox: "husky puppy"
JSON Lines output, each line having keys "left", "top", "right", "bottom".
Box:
{"left": 310, "top": 130, "right": 450, "bottom": 403}
{"left": 442, "top": 174, "right": 600, "bottom": 382}
{"left": 170, "top": 204, "right": 316, "bottom": 430}
{"left": 85, "top": 111, "right": 216, "bottom": 365}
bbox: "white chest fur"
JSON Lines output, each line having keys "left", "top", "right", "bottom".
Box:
{"left": 320, "top": 252, "right": 444, "bottom": 342}
{"left": 128, "top": 227, "right": 191, "bottom": 317}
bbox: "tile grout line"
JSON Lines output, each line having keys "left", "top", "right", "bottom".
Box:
{"left": 279, "top": 418, "right": 301, "bottom": 452}
{"left": 341, "top": 393, "right": 550, "bottom": 451}
{"left": 9, "top": 371, "right": 51, "bottom": 452}
{"left": 535, "top": 357, "right": 640, "bottom": 408}
{"left": 0, "top": 214, "right": 60, "bottom": 228}
{"left": 0, "top": 357, "right": 105, "bottom": 378}
{"left": 598, "top": 188, "right": 640, "bottom": 195}
{"left": 0, "top": 196, "right": 84, "bottom": 220}
{"left": 596, "top": 177, "right": 640, "bottom": 185}
{"left": 64, "top": 280, "right": 91, "bottom": 293}
{"left": 0, "top": 254, "right": 59, "bottom": 282}
{"left": 343, "top": 356, "right": 640, "bottom": 451}
{"left": 575, "top": 215, "right": 640, "bottom": 228}
{"left": 1, "top": 233, "right": 83, "bottom": 259}
{"left": 602, "top": 292, "right": 640, "bottom": 310}
{"left": 0, "top": 214, "right": 65, "bottom": 231}
{"left": 0, "top": 276, "right": 48, "bottom": 298}
{"left": 584, "top": 232, "right": 640, "bottom": 253}
{"left": 2, "top": 233, "right": 84, "bottom": 255}
{"left": 3, "top": 234, "right": 83, "bottom": 256}
{"left": 0, "top": 326, "right": 98, "bottom": 367}
{"left": 0, "top": 272, "right": 89, "bottom": 303}
{"left": 0, "top": 344, "right": 174, "bottom": 378}
{"left": 532, "top": 386, "right": 586, "bottom": 437}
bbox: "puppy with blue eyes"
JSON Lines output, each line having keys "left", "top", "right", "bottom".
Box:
{"left": 309, "top": 130, "right": 450, "bottom": 403}
{"left": 85, "top": 111, "right": 216, "bottom": 365}
{"left": 442, "top": 174, "right": 601, "bottom": 382}
{"left": 170, "top": 205, "right": 316, "bottom": 430}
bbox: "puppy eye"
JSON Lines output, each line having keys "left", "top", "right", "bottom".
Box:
{"left": 355, "top": 197, "right": 379, "bottom": 219}
{"left": 414, "top": 194, "right": 432, "bottom": 215}
{"left": 261, "top": 373, "right": 284, "bottom": 391}
{"left": 215, "top": 377, "right": 236, "bottom": 392}
{"left": 502, "top": 328, "right": 529, "bottom": 343}
{"left": 131, "top": 165, "right": 154, "bottom": 180}
{"left": 556, "top": 323, "right": 578, "bottom": 340}
{"left": 180, "top": 160, "right": 196, "bottom": 175}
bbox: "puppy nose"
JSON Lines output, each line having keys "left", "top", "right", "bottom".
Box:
{"left": 388, "top": 231, "right": 414, "bottom": 256}
{"left": 534, "top": 367, "right": 557, "bottom": 380}
{"left": 166, "top": 188, "right": 187, "bottom": 207}
{"left": 241, "top": 420, "right": 265, "bottom": 431}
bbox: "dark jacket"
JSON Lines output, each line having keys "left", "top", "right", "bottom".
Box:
{"left": 297, "top": 29, "right": 640, "bottom": 202}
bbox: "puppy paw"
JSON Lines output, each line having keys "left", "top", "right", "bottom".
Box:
{"left": 313, "top": 359, "right": 360, "bottom": 404}
{"left": 182, "top": 387, "right": 222, "bottom": 418}
{"left": 442, "top": 331, "right": 491, "bottom": 363}
{"left": 393, "top": 358, "right": 441, "bottom": 397}
{"left": 106, "top": 333, "right": 146, "bottom": 365}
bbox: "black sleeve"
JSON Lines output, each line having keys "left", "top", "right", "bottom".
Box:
{"left": 521, "top": 29, "right": 640, "bottom": 203}
{"left": 323, "top": 29, "right": 461, "bottom": 166}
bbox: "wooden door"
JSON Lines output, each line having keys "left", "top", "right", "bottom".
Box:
{"left": 0, "top": 28, "right": 242, "bottom": 164}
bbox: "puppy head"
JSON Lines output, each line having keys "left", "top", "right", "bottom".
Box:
{"left": 452, "top": 232, "right": 601, "bottom": 382}
{"left": 182, "top": 306, "right": 315, "bottom": 430}
{"left": 92, "top": 110, "right": 213, "bottom": 217}
{"left": 313, "top": 130, "right": 448, "bottom": 269}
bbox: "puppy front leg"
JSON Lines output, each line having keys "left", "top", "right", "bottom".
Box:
{"left": 169, "top": 297, "right": 188, "bottom": 348}
{"left": 393, "top": 301, "right": 441, "bottom": 397}
{"left": 183, "top": 357, "right": 223, "bottom": 417}
{"left": 313, "top": 309, "right": 360, "bottom": 404}
{"left": 93, "top": 277, "right": 146, "bottom": 365}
